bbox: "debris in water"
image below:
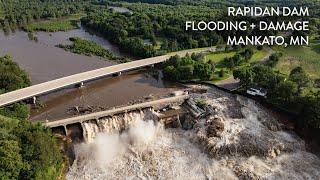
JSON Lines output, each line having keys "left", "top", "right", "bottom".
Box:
{"left": 67, "top": 85, "right": 320, "bottom": 179}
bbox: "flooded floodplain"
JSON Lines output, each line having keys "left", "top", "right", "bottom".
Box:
{"left": 0, "top": 27, "right": 182, "bottom": 121}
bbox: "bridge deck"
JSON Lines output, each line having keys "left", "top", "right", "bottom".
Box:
{"left": 0, "top": 55, "right": 169, "bottom": 107}
{"left": 45, "top": 95, "right": 189, "bottom": 128}
{"left": 0, "top": 47, "right": 211, "bottom": 107}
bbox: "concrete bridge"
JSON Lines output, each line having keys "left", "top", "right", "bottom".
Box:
{"left": 45, "top": 95, "right": 189, "bottom": 135}
{"left": 0, "top": 47, "right": 211, "bottom": 107}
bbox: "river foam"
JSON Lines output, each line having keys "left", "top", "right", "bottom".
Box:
{"left": 67, "top": 87, "right": 320, "bottom": 180}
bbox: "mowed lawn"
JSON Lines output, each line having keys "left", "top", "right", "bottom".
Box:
{"left": 276, "top": 45, "right": 320, "bottom": 79}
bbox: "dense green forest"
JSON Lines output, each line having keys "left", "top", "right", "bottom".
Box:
{"left": 0, "top": 116, "right": 65, "bottom": 180}
{"left": 82, "top": 0, "right": 319, "bottom": 58}
{"left": 0, "top": 0, "right": 89, "bottom": 31}
{"left": 81, "top": 4, "right": 222, "bottom": 58}
{"left": 0, "top": 55, "right": 30, "bottom": 119}
{"left": 108, "top": 0, "right": 320, "bottom": 8}
{"left": 0, "top": 55, "right": 65, "bottom": 179}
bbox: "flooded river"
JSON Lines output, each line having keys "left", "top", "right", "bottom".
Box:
{"left": 30, "top": 71, "right": 182, "bottom": 121}
{"left": 0, "top": 27, "right": 182, "bottom": 121}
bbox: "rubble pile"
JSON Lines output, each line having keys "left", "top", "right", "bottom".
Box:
{"left": 190, "top": 91, "right": 304, "bottom": 159}
{"left": 67, "top": 85, "right": 320, "bottom": 179}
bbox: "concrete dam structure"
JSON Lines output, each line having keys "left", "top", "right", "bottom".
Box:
{"left": 48, "top": 95, "right": 189, "bottom": 142}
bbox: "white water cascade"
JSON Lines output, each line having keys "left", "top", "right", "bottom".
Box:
{"left": 81, "top": 108, "right": 158, "bottom": 142}
{"left": 67, "top": 90, "right": 320, "bottom": 180}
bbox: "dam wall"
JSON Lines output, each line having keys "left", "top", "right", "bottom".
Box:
{"left": 48, "top": 95, "right": 189, "bottom": 142}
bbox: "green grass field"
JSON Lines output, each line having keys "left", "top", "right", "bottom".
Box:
{"left": 250, "top": 48, "right": 269, "bottom": 63}
{"left": 275, "top": 45, "right": 320, "bottom": 80}
{"left": 210, "top": 69, "right": 232, "bottom": 82}
{"left": 204, "top": 47, "right": 270, "bottom": 83}
{"left": 204, "top": 47, "right": 269, "bottom": 64}
{"left": 25, "top": 20, "right": 77, "bottom": 32}
{"left": 25, "top": 14, "right": 83, "bottom": 32}
{"left": 204, "top": 51, "right": 237, "bottom": 63}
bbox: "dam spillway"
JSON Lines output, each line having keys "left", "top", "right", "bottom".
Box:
{"left": 48, "top": 95, "right": 189, "bottom": 142}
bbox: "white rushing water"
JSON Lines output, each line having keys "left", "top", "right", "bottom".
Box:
{"left": 67, "top": 88, "right": 320, "bottom": 180}
{"left": 81, "top": 108, "right": 158, "bottom": 143}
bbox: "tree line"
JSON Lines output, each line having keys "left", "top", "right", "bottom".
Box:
{"left": 80, "top": 3, "right": 222, "bottom": 58}
{"left": 82, "top": 0, "right": 320, "bottom": 58}
{"left": 0, "top": 55, "right": 30, "bottom": 119}
{"left": 0, "top": 55, "right": 65, "bottom": 179}
{"left": 162, "top": 54, "right": 213, "bottom": 81}
{"left": 57, "top": 37, "right": 130, "bottom": 62}
{"left": 0, "top": 0, "right": 88, "bottom": 31}
{"left": 0, "top": 116, "right": 65, "bottom": 180}
{"left": 234, "top": 63, "right": 320, "bottom": 146}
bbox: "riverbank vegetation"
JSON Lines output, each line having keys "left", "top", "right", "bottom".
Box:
{"left": 0, "top": 55, "right": 65, "bottom": 179}
{"left": 24, "top": 19, "right": 78, "bottom": 32}
{"left": 80, "top": 0, "right": 320, "bottom": 59}
{"left": 24, "top": 13, "right": 84, "bottom": 32}
{"left": 57, "top": 37, "right": 128, "bottom": 62}
{"left": 0, "top": 115, "right": 65, "bottom": 180}
{"left": 234, "top": 63, "right": 320, "bottom": 149}
{"left": 0, "top": 5, "right": 3, "bottom": 20}
{"left": 0, "top": 0, "right": 88, "bottom": 31}
{"left": 1, "top": 0, "right": 319, "bottom": 60}
{"left": 80, "top": 2, "right": 222, "bottom": 58}
{"left": 0, "top": 55, "right": 30, "bottom": 119}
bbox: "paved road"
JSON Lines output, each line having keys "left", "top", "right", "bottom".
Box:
{"left": 0, "top": 48, "right": 211, "bottom": 107}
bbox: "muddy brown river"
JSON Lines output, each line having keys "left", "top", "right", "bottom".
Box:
{"left": 0, "top": 27, "right": 182, "bottom": 121}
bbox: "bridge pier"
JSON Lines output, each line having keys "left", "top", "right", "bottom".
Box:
{"left": 78, "top": 82, "right": 84, "bottom": 88}
{"left": 32, "top": 96, "right": 37, "bottom": 104}
{"left": 63, "top": 125, "right": 68, "bottom": 136}
{"left": 112, "top": 72, "right": 122, "bottom": 77}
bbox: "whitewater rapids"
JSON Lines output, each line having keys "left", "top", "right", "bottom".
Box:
{"left": 66, "top": 86, "right": 320, "bottom": 180}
